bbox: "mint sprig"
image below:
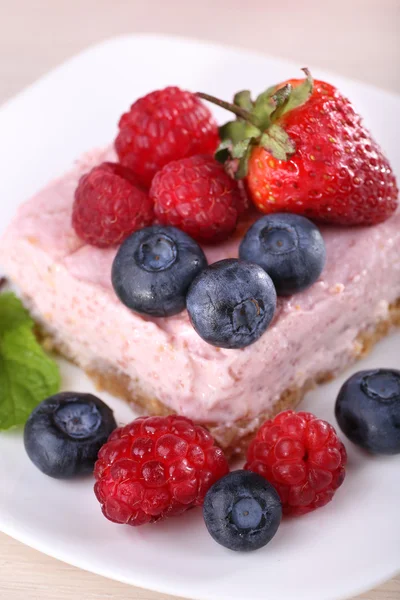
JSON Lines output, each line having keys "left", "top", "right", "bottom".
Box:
{"left": 0, "top": 293, "right": 60, "bottom": 430}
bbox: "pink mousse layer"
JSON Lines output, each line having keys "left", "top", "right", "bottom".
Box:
{"left": 1, "top": 148, "right": 400, "bottom": 430}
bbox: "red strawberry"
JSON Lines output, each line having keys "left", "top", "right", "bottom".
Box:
{"left": 115, "top": 87, "right": 219, "bottom": 188}
{"left": 199, "top": 70, "right": 398, "bottom": 225}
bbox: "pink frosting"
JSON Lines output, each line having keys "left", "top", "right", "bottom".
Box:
{"left": 1, "top": 148, "right": 400, "bottom": 430}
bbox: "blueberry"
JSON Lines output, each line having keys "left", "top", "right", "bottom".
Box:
{"left": 112, "top": 225, "right": 207, "bottom": 317}
{"left": 335, "top": 369, "right": 400, "bottom": 455}
{"left": 186, "top": 259, "right": 276, "bottom": 349}
{"left": 239, "top": 213, "right": 326, "bottom": 296}
{"left": 203, "top": 470, "right": 282, "bottom": 552}
{"left": 24, "top": 392, "right": 117, "bottom": 478}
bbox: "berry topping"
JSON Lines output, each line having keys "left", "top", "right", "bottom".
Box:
{"left": 335, "top": 369, "right": 400, "bottom": 455}
{"left": 245, "top": 410, "right": 347, "bottom": 516}
{"left": 24, "top": 392, "right": 117, "bottom": 478}
{"left": 186, "top": 259, "right": 277, "bottom": 349}
{"left": 203, "top": 470, "right": 282, "bottom": 552}
{"left": 239, "top": 213, "right": 326, "bottom": 296}
{"left": 94, "top": 415, "right": 229, "bottom": 526}
{"left": 112, "top": 225, "right": 207, "bottom": 317}
{"left": 200, "top": 70, "right": 398, "bottom": 225}
{"left": 115, "top": 87, "right": 219, "bottom": 188}
{"left": 151, "top": 155, "right": 244, "bottom": 243}
{"left": 72, "top": 162, "right": 153, "bottom": 248}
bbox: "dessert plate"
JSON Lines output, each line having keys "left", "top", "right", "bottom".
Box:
{"left": 0, "top": 34, "right": 399, "bottom": 600}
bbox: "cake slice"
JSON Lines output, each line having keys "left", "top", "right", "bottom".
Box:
{"left": 1, "top": 147, "right": 399, "bottom": 455}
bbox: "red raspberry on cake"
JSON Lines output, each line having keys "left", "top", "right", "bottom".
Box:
{"left": 245, "top": 410, "right": 347, "bottom": 516}
{"left": 150, "top": 155, "right": 245, "bottom": 243}
{"left": 72, "top": 162, "right": 153, "bottom": 248}
{"left": 94, "top": 415, "right": 229, "bottom": 526}
{"left": 115, "top": 87, "right": 219, "bottom": 188}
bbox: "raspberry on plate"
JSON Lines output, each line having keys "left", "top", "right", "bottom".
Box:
{"left": 150, "top": 155, "right": 244, "bottom": 243}
{"left": 72, "top": 162, "right": 153, "bottom": 247}
{"left": 245, "top": 410, "right": 347, "bottom": 516}
{"left": 115, "top": 87, "right": 219, "bottom": 188}
{"left": 94, "top": 415, "right": 229, "bottom": 526}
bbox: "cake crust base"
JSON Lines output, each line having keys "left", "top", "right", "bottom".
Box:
{"left": 41, "top": 298, "right": 400, "bottom": 458}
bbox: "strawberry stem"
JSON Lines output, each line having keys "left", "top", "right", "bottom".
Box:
{"left": 197, "top": 92, "right": 262, "bottom": 129}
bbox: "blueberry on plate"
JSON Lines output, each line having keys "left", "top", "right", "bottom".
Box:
{"left": 335, "top": 369, "right": 400, "bottom": 455}
{"left": 112, "top": 225, "right": 207, "bottom": 317}
{"left": 186, "top": 258, "right": 277, "bottom": 349}
{"left": 239, "top": 213, "right": 326, "bottom": 296}
{"left": 203, "top": 470, "right": 282, "bottom": 552}
{"left": 24, "top": 392, "right": 117, "bottom": 478}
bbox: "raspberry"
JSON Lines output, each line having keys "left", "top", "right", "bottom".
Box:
{"left": 150, "top": 155, "right": 244, "bottom": 243}
{"left": 72, "top": 162, "right": 153, "bottom": 248}
{"left": 245, "top": 410, "right": 347, "bottom": 516}
{"left": 115, "top": 87, "right": 219, "bottom": 188}
{"left": 94, "top": 415, "right": 229, "bottom": 526}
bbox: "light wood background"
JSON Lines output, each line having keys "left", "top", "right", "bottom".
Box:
{"left": 0, "top": 1, "right": 399, "bottom": 599}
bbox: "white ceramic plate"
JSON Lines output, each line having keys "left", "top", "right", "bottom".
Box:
{"left": 0, "top": 35, "right": 399, "bottom": 600}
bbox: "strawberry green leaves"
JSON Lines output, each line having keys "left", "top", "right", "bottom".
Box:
{"left": 233, "top": 90, "right": 253, "bottom": 112}
{"left": 198, "top": 69, "right": 314, "bottom": 177}
{"left": 277, "top": 68, "right": 313, "bottom": 118}
{"left": 0, "top": 293, "right": 60, "bottom": 430}
{"left": 260, "top": 124, "right": 296, "bottom": 161}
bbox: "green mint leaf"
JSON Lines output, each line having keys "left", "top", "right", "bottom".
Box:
{"left": 0, "top": 292, "right": 33, "bottom": 333}
{"left": 0, "top": 293, "right": 60, "bottom": 430}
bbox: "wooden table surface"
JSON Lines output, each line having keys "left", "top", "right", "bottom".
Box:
{"left": 0, "top": 1, "right": 399, "bottom": 598}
